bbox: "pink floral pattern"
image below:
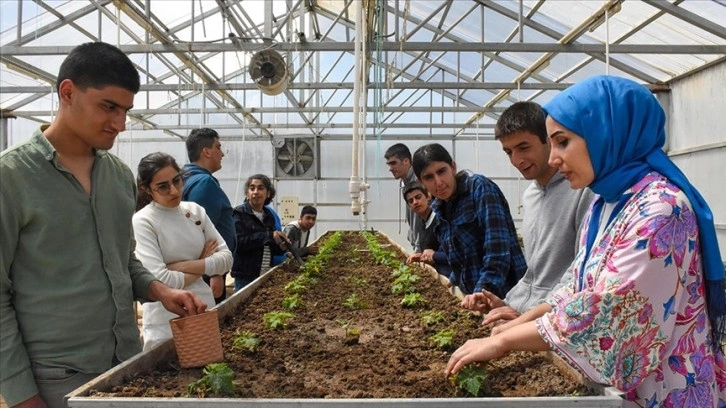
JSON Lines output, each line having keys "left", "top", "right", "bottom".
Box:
{"left": 537, "top": 173, "right": 726, "bottom": 408}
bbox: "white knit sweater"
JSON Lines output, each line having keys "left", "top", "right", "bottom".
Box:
{"left": 132, "top": 201, "right": 233, "bottom": 349}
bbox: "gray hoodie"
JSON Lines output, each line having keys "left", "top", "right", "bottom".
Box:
{"left": 504, "top": 173, "right": 594, "bottom": 313}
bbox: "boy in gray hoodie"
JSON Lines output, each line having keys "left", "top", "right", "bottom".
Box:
{"left": 461, "top": 102, "right": 594, "bottom": 325}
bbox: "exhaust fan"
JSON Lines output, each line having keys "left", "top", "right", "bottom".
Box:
{"left": 249, "top": 49, "right": 289, "bottom": 96}
{"left": 275, "top": 138, "right": 318, "bottom": 179}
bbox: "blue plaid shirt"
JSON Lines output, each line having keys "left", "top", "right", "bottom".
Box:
{"left": 432, "top": 172, "right": 527, "bottom": 297}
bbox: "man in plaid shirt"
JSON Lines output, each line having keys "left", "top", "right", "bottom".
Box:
{"left": 413, "top": 143, "right": 526, "bottom": 298}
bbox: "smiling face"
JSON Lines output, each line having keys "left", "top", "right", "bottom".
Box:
{"left": 546, "top": 116, "right": 595, "bottom": 189}
{"left": 499, "top": 130, "right": 556, "bottom": 185}
{"left": 246, "top": 178, "right": 269, "bottom": 212}
{"left": 148, "top": 165, "right": 183, "bottom": 208}
{"left": 418, "top": 160, "right": 457, "bottom": 202}
{"left": 60, "top": 80, "right": 134, "bottom": 151}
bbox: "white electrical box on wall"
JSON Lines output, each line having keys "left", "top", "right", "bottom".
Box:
{"left": 279, "top": 196, "right": 299, "bottom": 225}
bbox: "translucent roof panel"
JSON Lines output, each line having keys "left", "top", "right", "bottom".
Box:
{"left": 1, "top": 0, "right": 724, "bottom": 140}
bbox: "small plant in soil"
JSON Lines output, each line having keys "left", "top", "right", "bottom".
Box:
{"left": 391, "top": 263, "right": 412, "bottom": 278}
{"left": 282, "top": 294, "right": 303, "bottom": 310}
{"left": 343, "top": 293, "right": 367, "bottom": 309}
{"left": 232, "top": 330, "right": 261, "bottom": 353}
{"left": 449, "top": 364, "right": 491, "bottom": 397}
{"left": 263, "top": 311, "right": 295, "bottom": 329}
{"left": 430, "top": 328, "right": 455, "bottom": 349}
{"left": 391, "top": 272, "right": 420, "bottom": 294}
{"left": 349, "top": 276, "right": 368, "bottom": 287}
{"left": 301, "top": 258, "right": 323, "bottom": 276}
{"left": 187, "top": 362, "right": 235, "bottom": 397}
{"left": 344, "top": 327, "right": 361, "bottom": 345}
{"left": 285, "top": 274, "right": 318, "bottom": 294}
{"left": 401, "top": 292, "right": 426, "bottom": 308}
{"left": 420, "top": 310, "right": 446, "bottom": 326}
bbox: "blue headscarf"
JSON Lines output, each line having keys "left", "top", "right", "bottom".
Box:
{"left": 542, "top": 75, "right": 725, "bottom": 347}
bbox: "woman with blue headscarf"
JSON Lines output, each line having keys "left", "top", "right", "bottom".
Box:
{"left": 445, "top": 76, "right": 726, "bottom": 407}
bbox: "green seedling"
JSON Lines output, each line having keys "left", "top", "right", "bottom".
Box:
{"left": 420, "top": 311, "right": 446, "bottom": 326}
{"left": 232, "top": 330, "right": 261, "bottom": 352}
{"left": 401, "top": 292, "right": 426, "bottom": 308}
{"left": 429, "top": 328, "right": 455, "bottom": 349}
{"left": 391, "top": 264, "right": 412, "bottom": 278}
{"left": 449, "top": 364, "right": 490, "bottom": 397}
{"left": 187, "top": 362, "right": 235, "bottom": 397}
{"left": 284, "top": 279, "right": 307, "bottom": 294}
{"left": 391, "top": 272, "right": 420, "bottom": 294}
{"left": 343, "top": 293, "right": 367, "bottom": 309}
{"left": 349, "top": 276, "right": 368, "bottom": 287}
{"left": 282, "top": 294, "right": 303, "bottom": 310}
{"left": 263, "top": 311, "right": 295, "bottom": 329}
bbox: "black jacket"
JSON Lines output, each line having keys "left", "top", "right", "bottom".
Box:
{"left": 231, "top": 201, "right": 286, "bottom": 281}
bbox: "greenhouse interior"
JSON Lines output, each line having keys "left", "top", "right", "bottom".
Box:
{"left": 1, "top": 0, "right": 726, "bottom": 406}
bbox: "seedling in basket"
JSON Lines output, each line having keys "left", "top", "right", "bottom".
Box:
{"left": 187, "top": 362, "right": 235, "bottom": 397}
{"left": 263, "top": 311, "right": 295, "bottom": 329}
{"left": 232, "top": 330, "right": 261, "bottom": 353}
{"left": 449, "top": 363, "right": 491, "bottom": 397}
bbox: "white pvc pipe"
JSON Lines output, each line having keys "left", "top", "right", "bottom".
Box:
{"left": 349, "top": 0, "right": 363, "bottom": 216}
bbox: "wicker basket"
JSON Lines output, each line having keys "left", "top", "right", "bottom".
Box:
{"left": 169, "top": 310, "right": 224, "bottom": 368}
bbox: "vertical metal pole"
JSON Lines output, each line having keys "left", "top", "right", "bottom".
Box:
{"left": 0, "top": 116, "right": 12, "bottom": 152}
{"left": 264, "top": 0, "right": 273, "bottom": 38}
{"left": 16, "top": 0, "right": 22, "bottom": 42}
{"left": 518, "top": 0, "right": 523, "bottom": 42}
{"left": 145, "top": 0, "right": 151, "bottom": 110}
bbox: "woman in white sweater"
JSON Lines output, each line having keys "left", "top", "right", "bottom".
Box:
{"left": 133, "top": 152, "right": 233, "bottom": 350}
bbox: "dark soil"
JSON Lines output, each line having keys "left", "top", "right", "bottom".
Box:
{"left": 93, "top": 231, "right": 595, "bottom": 399}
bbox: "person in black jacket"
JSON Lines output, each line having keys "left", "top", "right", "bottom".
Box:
{"left": 231, "top": 174, "right": 288, "bottom": 291}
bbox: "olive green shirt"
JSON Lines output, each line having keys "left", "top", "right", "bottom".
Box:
{"left": 0, "top": 128, "right": 157, "bottom": 406}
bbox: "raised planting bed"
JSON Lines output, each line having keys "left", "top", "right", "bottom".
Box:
{"left": 68, "top": 230, "right": 622, "bottom": 407}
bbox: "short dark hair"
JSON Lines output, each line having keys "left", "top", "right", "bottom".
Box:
{"left": 136, "top": 152, "right": 180, "bottom": 211}
{"left": 384, "top": 143, "right": 412, "bottom": 161}
{"left": 300, "top": 205, "right": 317, "bottom": 217}
{"left": 412, "top": 143, "right": 454, "bottom": 179}
{"left": 186, "top": 128, "right": 219, "bottom": 162}
{"left": 245, "top": 174, "right": 276, "bottom": 205}
{"left": 57, "top": 42, "right": 140, "bottom": 94}
{"left": 402, "top": 182, "right": 428, "bottom": 200}
{"left": 494, "top": 101, "right": 547, "bottom": 144}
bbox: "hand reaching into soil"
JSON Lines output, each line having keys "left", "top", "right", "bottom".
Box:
{"left": 482, "top": 305, "right": 520, "bottom": 326}
{"left": 460, "top": 290, "right": 506, "bottom": 313}
{"left": 445, "top": 336, "right": 506, "bottom": 378}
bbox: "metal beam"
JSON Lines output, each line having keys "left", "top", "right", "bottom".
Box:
{"left": 3, "top": 0, "right": 110, "bottom": 47}
{"left": 114, "top": 133, "right": 495, "bottom": 142}
{"left": 0, "top": 81, "right": 574, "bottom": 94}
{"left": 11, "top": 106, "right": 506, "bottom": 116}
{"left": 123, "top": 122, "right": 496, "bottom": 131}
{"left": 642, "top": 0, "right": 726, "bottom": 39}
{"left": 2, "top": 42, "right": 723, "bottom": 55}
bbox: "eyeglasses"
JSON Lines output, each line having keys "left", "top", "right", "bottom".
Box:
{"left": 151, "top": 174, "right": 183, "bottom": 195}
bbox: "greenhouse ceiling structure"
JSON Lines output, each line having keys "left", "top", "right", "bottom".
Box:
{"left": 1, "top": 0, "right": 725, "bottom": 146}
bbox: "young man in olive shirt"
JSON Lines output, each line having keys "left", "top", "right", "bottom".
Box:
{"left": 0, "top": 42, "right": 206, "bottom": 408}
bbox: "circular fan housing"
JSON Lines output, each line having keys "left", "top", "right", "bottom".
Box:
{"left": 249, "top": 50, "right": 289, "bottom": 96}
